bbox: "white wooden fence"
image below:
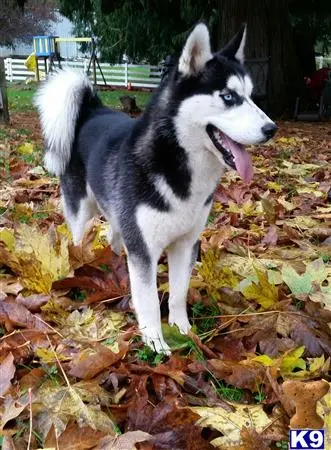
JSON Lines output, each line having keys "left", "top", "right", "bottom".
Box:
{"left": 4, "top": 58, "right": 162, "bottom": 89}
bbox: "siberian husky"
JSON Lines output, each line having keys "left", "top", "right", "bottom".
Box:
{"left": 36, "top": 24, "right": 277, "bottom": 353}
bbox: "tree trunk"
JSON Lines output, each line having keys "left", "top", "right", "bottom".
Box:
{"left": 0, "top": 58, "right": 9, "bottom": 124}
{"left": 216, "top": 0, "right": 300, "bottom": 117}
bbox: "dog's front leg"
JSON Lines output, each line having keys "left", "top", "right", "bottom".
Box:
{"left": 127, "top": 254, "right": 170, "bottom": 354}
{"left": 167, "top": 238, "right": 200, "bottom": 334}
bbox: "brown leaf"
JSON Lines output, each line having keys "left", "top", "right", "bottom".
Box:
{"left": 208, "top": 359, "right": 266, "bottom": 391}
{"left": 45, "top": 422, "right": 108, "bottom": 450}
{"left": 94, "top": 431, "right": 153, "bottom": 450}
{"left": 0, "top": 330, "right": 51, "bottom": 363}
{"left": 262, "top": 225, "right": 279, "bottom": 247}
{"left": 127, "top": 395, "right": 213, "bottom": 450}
{"left": 240, "top": 427, "right": 272, "bottom": 449}
{"left": 0, "top": 352, "right": 16, "bottom": 396}
{"left": 15, "top": 293, "right": 50, "bottom": 312}
{"left": 0, "top": 299, "right": 49, "bottom": 331}
{"left": 0, "top": 393, "right": 29, "bottom": 429}
{"left": 53, "top": 269, "right": 129, "bottom": 304}
{"left": 69, "top": 343, "right": 128, "bottom": 379}
{"left": 19, "top": 367, "right": 45, "bottom": 391}
{"left": 0, "top": 278, "right": 23, "bottom": 296}
{"left": 277, "top": 312, "right": 331, "bottom": 356}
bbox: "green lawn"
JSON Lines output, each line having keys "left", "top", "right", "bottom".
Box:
{"left": 7, "top": 84, "right": 152, "bottom": 112}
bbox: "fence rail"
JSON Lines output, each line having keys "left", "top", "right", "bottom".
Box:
{"left": 5, "top": 56, "right": 331, "bottom": 89}
{"left": 4, "top": 58, "right": 162, "bottom": 89}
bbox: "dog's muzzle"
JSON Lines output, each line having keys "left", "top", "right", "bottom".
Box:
{"left": 206, "top": 124, "right": 253, "bottom": 183}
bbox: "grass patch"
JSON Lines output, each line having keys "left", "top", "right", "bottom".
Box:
{"left": 216, "top": 381, "right": 244, "bottom": 402}
{"left": 7, "top": 84, "right": 152, "bottom": 112}
{"left": 136, "top": 345, "right": 166, "bottom": 365}
{"left": 191, "top": 301, "right": 221, "bottom": 334}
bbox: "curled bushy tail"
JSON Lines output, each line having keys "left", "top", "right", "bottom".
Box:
{"left": 35, "top": 69, "right": 94, "bottom": 176}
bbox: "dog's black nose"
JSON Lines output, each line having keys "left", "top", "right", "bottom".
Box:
{"left": 262, "top": 123, "right": 278, "bottom": 140}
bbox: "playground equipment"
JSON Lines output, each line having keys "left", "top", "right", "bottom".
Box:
{"left": 24, "top": 36, "right": 107, "bottom": 85}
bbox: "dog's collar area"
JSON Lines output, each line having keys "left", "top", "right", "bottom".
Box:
{"left": 206, "top": 124, "right": 253, "bottom": 183}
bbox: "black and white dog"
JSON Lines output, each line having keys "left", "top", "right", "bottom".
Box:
{"left": 36, "top": 24, "right": 277, "bottom": 353}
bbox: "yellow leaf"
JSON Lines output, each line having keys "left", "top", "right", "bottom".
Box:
{"left": 276, "top": 136, "right": 302, "bottom": 147}
{"left": 228, "top": 200, "right": 259, "bottom": 217}
{"left": 0, "top": 225, "right": 70, "bottom": 293}
{"left": 279, "top": 346, "right": 306, "bottom": 375}
{"left": 57, "top": 222, "right": 72, "bottom": 240}
{"left": 0, "top": 228, "right": 15, "bottom": 251}
{"left": 197, "top": 247, "right": 239, "bottom": 298}
{"left": 59, "top": 309, "right": 126, "bottom": 342}
{"left": 242, "top": 268, "right": 278, "bottom": 309}
{"left": 36, "top": 380, "right": 116, "bottom": 434}
{"left": 35, "top": 348, "right": 67, "bottom": 363}
{"left": 253, "top": 347, "right": 308, "bottom": 377}
{"left": 283, "top": 216, "right": 319, "bottom": 230}
{"left": 267, "top": 181, "right": 282, "bottom": 192}
{"left": 252, "top": 355, "right": 274, "bottom": 366}
{"left": 297, "top": 186, "right": 324, "bottom": 197}
{"left": 278, "top": 196, "right": 297, "bottom": 212}
{"left": 92, "top": 223, "right": 109, "bottom": 250}
{"left": 17, "top": 142, "right": 34, "bottom": 155}
{"left": 190, "top": 404, "right": 272, "bottom": 448}
{"left": 310, "top": 355, "right": 328, "bottom": 373}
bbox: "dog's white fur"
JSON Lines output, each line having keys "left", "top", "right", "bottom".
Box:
{"left": 35, "top": 70, "right": 93, "bottom": 176}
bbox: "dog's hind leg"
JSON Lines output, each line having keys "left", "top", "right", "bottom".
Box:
{"left": 127, "top": 253, "right": 170, "bottom": 354}
{"left": 107, "top": 217, "right": 123, "bottom": 255}
{"left": 61, "top": 171, "right": 98, "bottom": 245}
{"left": 62, "top": 194, "right": 97, "bottom": 245}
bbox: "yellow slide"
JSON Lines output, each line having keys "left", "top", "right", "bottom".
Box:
{"left": 24, "top": 52, "right": 45, "bottom": 83}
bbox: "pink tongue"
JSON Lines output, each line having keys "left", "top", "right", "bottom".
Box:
{"left": 221, "top": 133, "right": 254, "bottom": 183}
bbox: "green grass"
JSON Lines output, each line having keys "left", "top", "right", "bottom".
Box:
{"left": 136, "top": 345, "right": 167, "bottom": 365}
{"left": 191, "top": 301, "right": 221, "bottom": 334}
{"left": 216, "top": 381, "right": 244, "bottom": 402}
{"left": 7, "top": 84, "right": 152, "bottom": 112}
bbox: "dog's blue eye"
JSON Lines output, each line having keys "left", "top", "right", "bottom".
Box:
{"left": 223, "top": 94, "right": 233, "bottom": 101}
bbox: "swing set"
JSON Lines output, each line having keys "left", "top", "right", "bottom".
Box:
{"left": 26, "top": 36, "right": 107, "bottom": 85}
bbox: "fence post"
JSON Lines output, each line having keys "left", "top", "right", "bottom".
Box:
{"left": 0, "top": 58, "right": 10, "bottom": 124}
{"left": 124, "top": 62, "right": 128, "bottom": 88}
{"left": 5, "top": 58, "right": 12, "bottom": 83}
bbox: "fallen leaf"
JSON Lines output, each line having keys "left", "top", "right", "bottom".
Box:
{"left": 69, "top": 343, "right": 128, "bottom": 379}
{"left": 0, "top": 225, "right": 71, "bottom": 293}
{"left": 17, "top": 142, "right": 34, "bottom": 155}
{"left": 241, "top": 268, "right": 278, "bottom": 309}
{"left": 45, "top": 422, "right": 108, "bottom": 450}
{"left": 0, "top": 352, "right": 16, "bottom": 396}
{"left": 190, "top": 403, "right": 272, "bottom": 448}
{"left": 94, "top": 430, "right": 153, "bottom": 450}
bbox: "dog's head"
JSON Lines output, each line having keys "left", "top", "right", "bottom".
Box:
{"left": 168, "top": 23, "right": 277, "bottom": 183}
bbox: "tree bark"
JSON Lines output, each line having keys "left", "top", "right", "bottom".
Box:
{"left": 0, "top": 58, "right": 10, "bottom": 124}
{"left": 215, "top": 0, "right": 300, "bottom": 117}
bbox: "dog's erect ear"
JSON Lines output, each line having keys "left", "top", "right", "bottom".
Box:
{"left": 220, "top": 24, "right": 247, "bottom": 64}
{"left": 178, "top": 23, "right": 212, "bottom": 76}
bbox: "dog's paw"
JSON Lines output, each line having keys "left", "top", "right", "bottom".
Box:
{"left": 169, "top": 313, "right": 191, "bottom": 335}
{"left": 143, "top": 334, "right": 171, "bottom": 355}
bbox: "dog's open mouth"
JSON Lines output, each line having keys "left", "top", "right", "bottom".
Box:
{"left": 206, "top": 125, "right": 253, "bottom": 183}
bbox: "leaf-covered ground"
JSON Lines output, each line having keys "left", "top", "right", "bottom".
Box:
{"left": 0, "top": 98, "right": 331, "bottom": 449}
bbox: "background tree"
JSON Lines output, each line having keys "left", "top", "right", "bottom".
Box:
{"left": 0, "top": 0, "right": 57, "bottom": 47}
{"left": 57, "top": 0, "right": 331, "bottom": 116}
